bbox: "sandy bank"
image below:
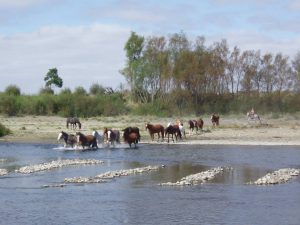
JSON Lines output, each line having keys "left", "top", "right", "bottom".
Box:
{"left": 1, "top": 114, "right": 300, "bottom": 146}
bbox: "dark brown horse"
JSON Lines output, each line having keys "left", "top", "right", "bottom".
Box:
{"left": 66, "top": 117, "right": 81, "bottom": 129}
{"left": 188, "top": 120, "right": 196, "bottom": 133}
{"left": 211, "top": 114, "right": 220, "bottom": 127}
{"left": 103, "top": 128, "right": 120, "bottom": 146}
{"left": 145, "top": 123, "right": 164, "bottom": 141}
{"left": 57, "top": 131, "right": 77, "bottom": 148}
{"left": 165, "top": 125, "right": 182, "bottom": 143}
{"left": 76, "top": 132, "right": 98, "bottom": 149}
{"left": 123, "top": 127, "right": 140, "bottom": 148}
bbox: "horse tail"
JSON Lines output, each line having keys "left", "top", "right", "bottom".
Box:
{"left": 161, "top": 126, "right": 165, "bottom": 139}
{"left": 78, "top": 121, "right": 81, "bottom": 129}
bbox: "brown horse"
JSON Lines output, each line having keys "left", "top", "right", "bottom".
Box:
{"left": 188, "top": 120, "right": 196, "bottom": 133}
{"left": 188, "top": 119, "right": 204, "bottom": 134}
{"left": 211, "top": 114, "right": 220, "bottom": 127}
{"left": 195, "top": 118, "right": 204, "bottom": 131}
{"left": 123, "top": 127, "right": 140, "bottom": 148}
{"left": 103, "top": 128, "right": 120, "bottom": 146}
{"left": 165, "top": 124, "right": 182, "bottom": 143}
{"left": 145, "top": 123, "right": 164, "bottom": 141}
{"left": 76, "top": 132, "right": 98, "bottom": 149}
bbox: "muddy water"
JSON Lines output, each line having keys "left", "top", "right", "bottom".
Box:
{"left": 0, "top": 142, "right": 300, "bottom": 225}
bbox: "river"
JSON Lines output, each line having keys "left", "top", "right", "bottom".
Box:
{"left": 0, "top": 142, "right": 300, "bottom": 225}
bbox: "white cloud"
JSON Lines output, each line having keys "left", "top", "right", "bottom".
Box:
{"left": 288, "top": 0, "right": 300, "bottom": 11}
{"left": 0, "top": 0, "right": 48, "bottom": 9}
{"left": 0, "top": 24, "right": 130, "bottom": 94}
{"left": 208, "top": 30, "right": 300, "bottom": 58}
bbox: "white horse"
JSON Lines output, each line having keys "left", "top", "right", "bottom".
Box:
{"left": 247, "top": 112, "right": 261, "bottom": 124}
{"left": 92, "top": 130, "right": 104, "bottom": 147}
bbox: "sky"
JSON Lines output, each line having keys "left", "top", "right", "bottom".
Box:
{"left": 0, "top": 0, "right": 300, "bottom": 94}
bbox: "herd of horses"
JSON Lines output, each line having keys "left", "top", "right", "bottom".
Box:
{"left": 58, "top": 114, "right": 221, "bottom": 149}
{"left": 59, "top": 111, "right": 261, "bottom": 149}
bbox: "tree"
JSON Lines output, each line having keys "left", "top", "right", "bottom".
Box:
{"left": 121, "top": 31, "right": 145, "bottom": 102}
{"left": 292, "top": 52, "right": 300, "bottom": 91}
{"left": 44, "top": 68, "right": 63, "bottom": 90}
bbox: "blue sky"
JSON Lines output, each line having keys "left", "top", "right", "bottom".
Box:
{"left": 0, "top": 0, "right": 300, "bottom": 94}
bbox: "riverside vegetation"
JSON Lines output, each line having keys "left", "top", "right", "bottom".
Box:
{"left": 1, "top": 31, "right": 300, "bottom": 118}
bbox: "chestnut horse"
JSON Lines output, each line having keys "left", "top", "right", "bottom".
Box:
{"left": 211, "top": 114, "right": 220, "bottom": 127}
{"left": 123, "top": 127, "right": 140, "bottom": 148}
{"left": 195, "top": 119, "right": 204, "bottom": 131}
{"left": 76, "top": 132, "right": 98, "bottom": 149}
{"left": 145, "top": 123, "right": 164, "bottom": 141}
{"left": 165, "top": 124, "right": 182, "bottom": 143}
{"left": 57, "top": 131, "right": 77, "bottom": 148}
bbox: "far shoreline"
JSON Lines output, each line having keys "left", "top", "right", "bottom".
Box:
{"left": 1, "top": 114, "right": 300, "bottom": 147}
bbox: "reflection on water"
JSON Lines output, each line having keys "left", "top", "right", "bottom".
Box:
{"left": 0, "top": 142, "right": 300, "bottom": 225}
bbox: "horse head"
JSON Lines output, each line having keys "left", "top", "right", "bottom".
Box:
{"left": 145, "top": 123, "right": 150, "bottom": 130}
{"left": 57, "top": 131, "right": 63, "bottom": 141}
{"left": 75, "top": 132, "right": 82, "bottom": 143}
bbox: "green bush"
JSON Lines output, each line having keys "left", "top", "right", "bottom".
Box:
{"left": 5, "top": 85, "right": 21, "bottom": 96}
{"left": 0, "top": 123, "right": 11, "bottom": 137}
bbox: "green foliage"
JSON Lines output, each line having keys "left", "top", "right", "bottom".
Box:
{"left": 0, "top": 94, "right": 20, "bottom": 116}
{"left": 0, "top": 123, "right": 11, "bottom": 137}
{"left": 60, "top": 88, "right": 72, "bottom": 95}
{"left": 5, "top": 85, "right": 21, "bottom": 96}
{"left": 89, "top": 83, "right": 105, "bottom": 95}
{"left": 0, "top": 90, "right": 127, "bottom": 117}
{"left": 44, "top": 68, "right": 63, "bottom": 89}
{"left": 74, "top": 86, "right": 87, "bottom": 96}
{"left": 39, "top": 87, "right": 54, "bottom": 95}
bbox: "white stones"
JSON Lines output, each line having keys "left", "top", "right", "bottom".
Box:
{"left": 42, "top": 184, "right": 66, "bottom": 188}
{"left": 160, "top": 167, "right": 228, "bottom": 186}
{"left": 16, "top": 159, "right": 104, "bottom": 174}
{"left": 64, "top": 177, "right": 108, "bottom": 183}
{"left": 0, "top": 168, "right": 8, "bottom": 176}
{"left": 65, "top": 165, "right": 160, "bottom": 183}
{"left": 250, "top": 168, "right": 300, "bottom": 185}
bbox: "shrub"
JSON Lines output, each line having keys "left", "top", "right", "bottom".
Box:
{"left": 5, "top": 85, "right": 21, "bottom": 96}
{"left": 0, "top": 123, "right": 11, "bottom": 137}
{"left": 39, "top": 87, "right": 54, "bottom": 95}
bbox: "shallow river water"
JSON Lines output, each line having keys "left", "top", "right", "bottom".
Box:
{"left": 0, "top": 142, "right": 300, "bottom": 225}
